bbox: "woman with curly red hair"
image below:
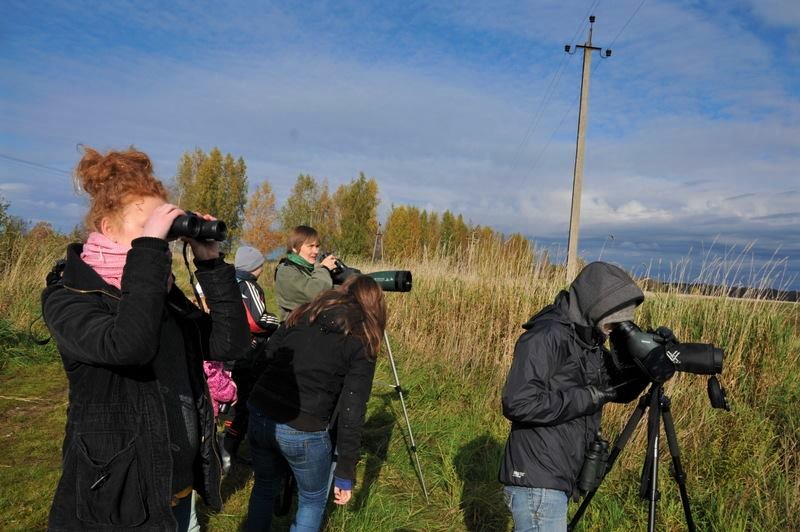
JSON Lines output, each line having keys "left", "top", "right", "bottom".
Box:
{"left": 43, "top": 146, "right": 249, "bottom": 530}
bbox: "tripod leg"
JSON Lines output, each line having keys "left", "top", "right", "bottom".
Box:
{"left": 640, "top": 386, "right": 662, "bottom": 532}
{"left": 383, "top": 331, "right": 430, "bottom": 503}
{"left": 660, "top": 397, "right": 696, "bottom": 532}
{"left": 568, "top": 387, "right": 653, "bottom": 531}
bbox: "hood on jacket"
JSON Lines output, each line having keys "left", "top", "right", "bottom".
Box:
{"left": 293, "top": 305, "right": 357, "bottom": 336}
{"left": 522, "top": 262, "right": 644, "bottom": 336}
{"left": 564, "top": 261, "right": 644, "bottom": 329}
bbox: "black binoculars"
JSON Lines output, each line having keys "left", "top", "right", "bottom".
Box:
{"left": 167, "top": 211, "right": 227, "bottom": 241}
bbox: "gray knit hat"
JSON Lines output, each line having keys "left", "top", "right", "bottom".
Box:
{"left": 234, "top": 246, "right": 265, "bottom": 272}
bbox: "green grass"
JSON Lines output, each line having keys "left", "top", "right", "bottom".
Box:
{"left": 0, "top": 363, "right": 67, "bottom": 530}
{"left": 4, "top": 344, "right": 797, "bottom": 531}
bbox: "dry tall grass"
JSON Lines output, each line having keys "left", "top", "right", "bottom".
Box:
{"left": 2, "top": 231, "right": 797, "bottom": 529}
{"left": 0, "top": 233, "right": 68, "bottom": 332}
{"left": 345, "top": 239, "right": 799, "bottom": 528}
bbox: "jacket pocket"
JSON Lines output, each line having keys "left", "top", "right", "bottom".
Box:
{"left": 75, "top": 431, "right": 147, "bottom": 527}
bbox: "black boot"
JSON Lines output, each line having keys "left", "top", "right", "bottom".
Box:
{"left": 222, "top": 434, "right": 241, "bottom": 457}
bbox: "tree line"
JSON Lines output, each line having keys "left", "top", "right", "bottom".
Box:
{"left": 1, "top": 147, "right": 533, "bottom": 265}
{"left": 172, "top": 148, "right": 380, "bottom": 258}
{"left": 173, "top": 147, "right": 534, "bottom": 263}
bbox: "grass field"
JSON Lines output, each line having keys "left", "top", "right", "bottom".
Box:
{"left": 1, "top": 233, "right": 798, "bottom": 531}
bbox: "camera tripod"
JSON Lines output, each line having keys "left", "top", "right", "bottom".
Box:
{"left": 374, "top": 330, "right": 430, "bottom": 502}
{"left": 569, "top": 383, "right": 696, "bottom": 532}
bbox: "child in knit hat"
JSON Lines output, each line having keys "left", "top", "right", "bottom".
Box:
{"left": 223, "top": 246, "right": 280, "bottom": 467}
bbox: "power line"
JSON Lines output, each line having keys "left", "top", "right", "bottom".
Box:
{"left": 507, "top": 54, "right": 574, "bottom": 172}
{"left": 607, "top": 0, "right": 647, "bottom": 49}
{"left": 507, "top": 0, "right": 603, "bottom": 174}
{"left": 520, "top": 0, "right": 648, "bottom": 184}
{"left": 587, "top": 0, "right": 648, "bottom": 77}
{"left": 0, "top": 152, "right": 71, "bottom": 176}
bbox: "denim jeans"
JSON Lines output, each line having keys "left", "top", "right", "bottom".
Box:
{"left": 503, "top": 486, "right": 569, "bottom": 532}
{"left": 171, "top": 495, "right": 192, "bottom": 532}
{"left": 246, "top": 405, "right": 333, "bottom": 532}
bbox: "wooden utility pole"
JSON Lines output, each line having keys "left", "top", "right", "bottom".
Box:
{"left": 565, "top": 16, "right": 610, "bottom": 282}
{"left": 372, "top": 223, "right": 383, "bottom": 263}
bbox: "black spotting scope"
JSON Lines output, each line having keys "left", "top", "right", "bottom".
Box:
{"left": 610, "top": 321, "right": 724, "bottom": 383}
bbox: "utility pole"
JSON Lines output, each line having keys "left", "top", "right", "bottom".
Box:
{"left": 372, "top": 222, "right": 383, "bottom": 263}
{"left": 564, "top": 16, "right": 611, "bottom": 282}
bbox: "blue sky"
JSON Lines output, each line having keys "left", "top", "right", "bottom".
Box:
{"left": 2, "top": 0, "right": 799, "bottom": 289}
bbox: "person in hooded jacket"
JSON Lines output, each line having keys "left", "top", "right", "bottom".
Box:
{"left": 42, "top": 146, "right": 250, "bottom": 531}
{"left": 499, "top": 261, "right": 648, "bottom": 532}
{"left": 245, "top": 275, "right": 387, "bottom": 532}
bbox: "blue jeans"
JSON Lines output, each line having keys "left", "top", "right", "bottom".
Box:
{"left": 171, "top": 495, "right": 192, "bottom": 532}
{"left": 503, "top": 486, "right": 568, "bottom": 532}
{"left": 246, "top": 406, "right": 333, "bottom": 532}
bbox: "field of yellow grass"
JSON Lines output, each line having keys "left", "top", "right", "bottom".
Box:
{"left": 1, "top": 232, "right": 797, "bottom": 530}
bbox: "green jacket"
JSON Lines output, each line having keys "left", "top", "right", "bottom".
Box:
{"left": 274, "top": 254, "right": 333, "bottom": 319}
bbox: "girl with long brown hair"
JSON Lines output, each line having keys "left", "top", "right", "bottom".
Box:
{"left": 245, "top": 275, "right": 387, "bottom": 531}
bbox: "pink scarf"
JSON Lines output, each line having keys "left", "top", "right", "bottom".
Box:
{"left": 81, "top": 232, "right": 131, "bottom": 289}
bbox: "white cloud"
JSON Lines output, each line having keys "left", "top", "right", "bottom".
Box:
{"left": 0, "top": 182, "right": 32, "bottom": 193}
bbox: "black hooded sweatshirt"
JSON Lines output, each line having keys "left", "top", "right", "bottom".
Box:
{"left": 499, "top": 262, "right": 645, "bottom": 497}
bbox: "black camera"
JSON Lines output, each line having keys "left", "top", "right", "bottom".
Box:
{"left": 610, "top": 321, "right": 724, "bottom": 383}
{"left": 167, "top": 211, "right": 227, "bottom": 241}
{"left": 320, "top": 253, "right": 412, "bottom": 293}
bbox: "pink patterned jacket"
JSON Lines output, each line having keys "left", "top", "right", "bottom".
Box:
{"left": 203, "top": 361, "right": 237, "bottom": 417}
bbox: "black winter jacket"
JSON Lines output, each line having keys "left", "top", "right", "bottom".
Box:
{"left": 43, "top": 238, "right": 250, "bottom": 531}
{"left": 499, "top": 262, "right": 646, "bottom": 497}
{"left": 248, "top": 308, "right": 375, "bottom": 484}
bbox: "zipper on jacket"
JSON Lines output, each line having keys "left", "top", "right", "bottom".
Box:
{"left": 63, "top": 285, "right": 121, "bottom": 300}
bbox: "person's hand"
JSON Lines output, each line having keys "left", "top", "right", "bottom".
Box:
{"left": 320, "top": 253, "right": 338, "bottom": 271}
{"left": 185, "top": 212, "right": 220, "bottom": 261}
{"left": 587, "top": 385, "right": 617, "bottom": 408}
{"left": 142, "top": 203, "right": 184, "bottom": 240}
{"left": 333, "top": 486, "right": 352, "bottom": 505}
{"left": 653, "top": 326, "right": 678, "bottom": 345}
